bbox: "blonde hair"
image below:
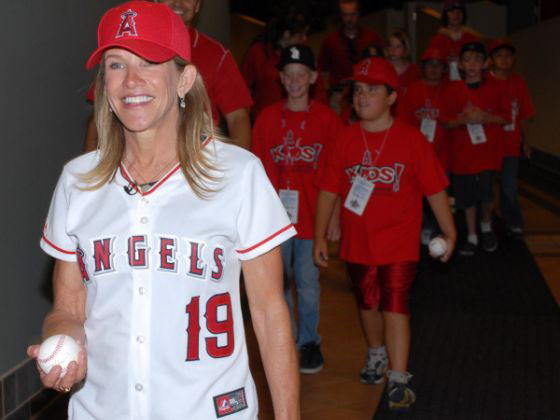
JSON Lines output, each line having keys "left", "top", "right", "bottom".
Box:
{"left": 388, "top": 29, "right": 411, "bottom": 59}
{"left": 80, "top": 57, "right": 224, "bottom": 198}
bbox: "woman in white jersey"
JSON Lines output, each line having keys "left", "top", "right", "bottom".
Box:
{"left": 27, "top": 2, "right": 299, "bottom": 419}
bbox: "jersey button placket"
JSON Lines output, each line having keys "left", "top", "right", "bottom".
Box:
{"left": 131, "top": 198, "right": 152, "bottom": 419}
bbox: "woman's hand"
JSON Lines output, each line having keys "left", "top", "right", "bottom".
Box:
{"left": 27, "top": 338, "right": 88, "bottom": 393}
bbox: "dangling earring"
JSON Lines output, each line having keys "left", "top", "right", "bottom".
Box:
{"left": 179, "top": 96, "right": 186, "bottom": 109}
{"left": 109, "top": 107, "right": 113, "bottom": 113}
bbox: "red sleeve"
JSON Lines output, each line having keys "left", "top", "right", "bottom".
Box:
{"left": 316, "top": 110, "right": 344, "bottom": 178}
{"left": 212, "top": 50, "right": 253, "bottom": 115}
{"left": 412, "top": 131, "right": 449, "bottom": 196}
{"left": 316, "top": 129, "right": 347, "bottom": 195}
{"left": 251, "top": 109, "right": 280, "bottom": 189}
{"left": 395, "top": 87, "right": 416, "bottom": 125}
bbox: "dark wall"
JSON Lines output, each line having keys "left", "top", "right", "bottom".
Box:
{"left": 0, "top": 0, "right": 122, "bottom": 375}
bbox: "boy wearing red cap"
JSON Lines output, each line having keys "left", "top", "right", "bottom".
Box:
{"left": 441, "top": 42, "right": 509, "bottom": 255}
{"left": 252, "top": 45, "right": 343, "bottom": 374}
{"left": 397, "top": 46, "right": 450, "bottom": 243}
{"left": 314, "top": 57, "right": 456, "bottom": 411}
{"left": 488, "top": 39, "right": 535, "bottom": 238}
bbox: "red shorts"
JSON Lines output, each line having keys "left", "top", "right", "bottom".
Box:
{"left": 346, "top": 261, "right": 418, "bottom": 314}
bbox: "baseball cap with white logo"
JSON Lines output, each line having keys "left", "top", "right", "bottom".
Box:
{"left": 277, "top": 44, "right": 316, "bottom": 70}
{"left": 346, "top": 57, "right": 398, "bottom": 90}
{"left": 86, "top": 1, "right": 191, "bottom": 70}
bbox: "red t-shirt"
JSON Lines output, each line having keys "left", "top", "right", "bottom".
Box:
{"left": 319, "top": 27, "right": 384, "bottom": 88}
{"left": 252, "top": 101, "right": 343, "bottom": 239}
{"left": 318, "top": 120, "right": 448, "bottom": 265}
{"left": 241, "top": 42, "right": 328, "bottom": 118}
{"left": 396, "top": 79, "right": 451, "bottom": 171}
{"left": 190, "top": 28, "right": 253, "bottom": 123}
{"left": 440, "top": 79, "right": 509, "bottom": 174}
{"left": 429, "top": 30, "right": 479, "bottom": 62}
{"left": 429, "top": 30, "right": 479, "bottom": 80}
{"left": 396, "top": 62, "right": 421, "bottom": 98}
{"left": 487, "top": 72, "right": 535, "bottom": 157}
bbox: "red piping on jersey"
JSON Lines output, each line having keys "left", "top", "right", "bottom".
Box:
{"left": 237, "top": 224, "right": 294, "bottom": 254}
{"left": 41, "top": 235, "right": 76, "bottom": 255}
{"left": 119, "top": 137, "right": 214, "bottom": 196}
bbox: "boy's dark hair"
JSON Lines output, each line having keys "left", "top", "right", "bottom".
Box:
{"left": 349, "top": 82, "right": 395, "bottom": 97}
{"left": 460, "top": 42, "right": 487, "bottom": 60}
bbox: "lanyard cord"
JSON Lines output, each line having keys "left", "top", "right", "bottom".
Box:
{"left": 358, "top": 119, "right": 393, "bottom": 173}
{"left": 281, "top": 102, "right": 310, "bottom": 167}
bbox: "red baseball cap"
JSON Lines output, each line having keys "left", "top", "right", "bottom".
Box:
{"left": 488, "top": 38, "right": 516, "bottom": 55}
{"left": 421, "top": 46, "right": 446, "bottom": 62}
{"left": 86, "top": 1, "right": 191, "bottom": 70}
{"left": 347, "top": 57, "right": 398, "bottom": 90}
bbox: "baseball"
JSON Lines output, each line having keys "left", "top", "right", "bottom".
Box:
{"left": 428, "top": 237, "right": 447, "bottom": 258}
{"left": 37, "top": 334, "right": 80, "bottom": 376}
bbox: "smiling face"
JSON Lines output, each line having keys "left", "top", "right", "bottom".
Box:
{"left": 353, "top": 82, "right": 396, "bottom": 123}
{"left": 103, "top": 48, "right": 182, "bottom": 136}
{"left": 161, "top": 0, "right": 200, "bottom": 25}
{"left": 280, "top": 63, "right": 317, "bottom": 100}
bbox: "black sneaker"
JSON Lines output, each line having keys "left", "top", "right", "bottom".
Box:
{"left": 481, "top": 231, "right": 498, "bottom": 252}
{"left": 387, "top": 381, "right": 416, "bottom": 412}
{"left": 459, "top": 241, "right": 477, "bottom": 256}
{"left": 299, "top": 342, "right": 324, "bottom": 374}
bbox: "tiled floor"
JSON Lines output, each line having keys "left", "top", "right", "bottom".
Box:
{"left": 246, "top": 177, "right": 560, "bottom": 419}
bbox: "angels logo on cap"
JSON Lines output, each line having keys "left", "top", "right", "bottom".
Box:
{"left": 116, "top": 9, "right": 138, "bottom": 38}
{"left": 290, "top": 47, "right": 301, "bottom": 61}
{"left": 359, "top": 59, "right": 371, "bottom": 76}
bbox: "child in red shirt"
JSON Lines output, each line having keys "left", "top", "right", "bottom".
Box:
{"left": 488, "top": 39, "right": 536, "bottom": 237}
{"left": 441, "top": 42, "right": 509, "bottom": 255}
{"left": 252, "top": 45, "right": 343, "bottom": 374}
{"left": 387, "top": 30, "right": 421, "bottom": 98}
{"left": 314, "top": 57, "right": 456, "bottom": 412}
{"left": 429, "top": 0, "right": 479, "bottom": 81}
{"left": 397, "top": 46, "right": 450, "bottom": 244}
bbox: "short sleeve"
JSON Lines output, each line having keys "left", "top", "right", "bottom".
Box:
{"left": 316, "top": 131, "right": 346, "bottom": 195}
{"left": 213, "top": 51, "right": 253, "bottom": 116}
{"left": 235, "top": 157, "right": 296, "bottom": 260}
{"left": 413, "top": 133, "right": 449, "bottom": 196}
{"left": 40, "top": 169, "right": 78, "bottom": 262}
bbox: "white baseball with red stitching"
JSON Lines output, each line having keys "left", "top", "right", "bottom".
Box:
{"left": 429, "top": 237, "right": 447, "bottom": 258}
{"left": 37, "top": 334, "right": 80, "bottom": 376}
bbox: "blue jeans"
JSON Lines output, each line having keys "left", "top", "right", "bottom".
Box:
{"left": 281, "top": 238, "right": 320, "bottom": 347}
{"left": 500, "top": 156, "right": 523, "bottom": 229}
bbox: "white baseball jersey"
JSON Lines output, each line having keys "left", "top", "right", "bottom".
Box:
{"left": 40, "top": 140, "right": 296, "bottom": 420}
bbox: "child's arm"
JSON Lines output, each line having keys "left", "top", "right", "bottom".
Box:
{"left": 426, "top": 190, "right": 457, "bottom": 262}
{"left": 313, "top": 190, "right": 338, "bottom": 267}
{"left": 326, "top": 197, "right": 341, "bottom": 241}
{"left": 444, "top": 107, "right": 507, "bottom": 128}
